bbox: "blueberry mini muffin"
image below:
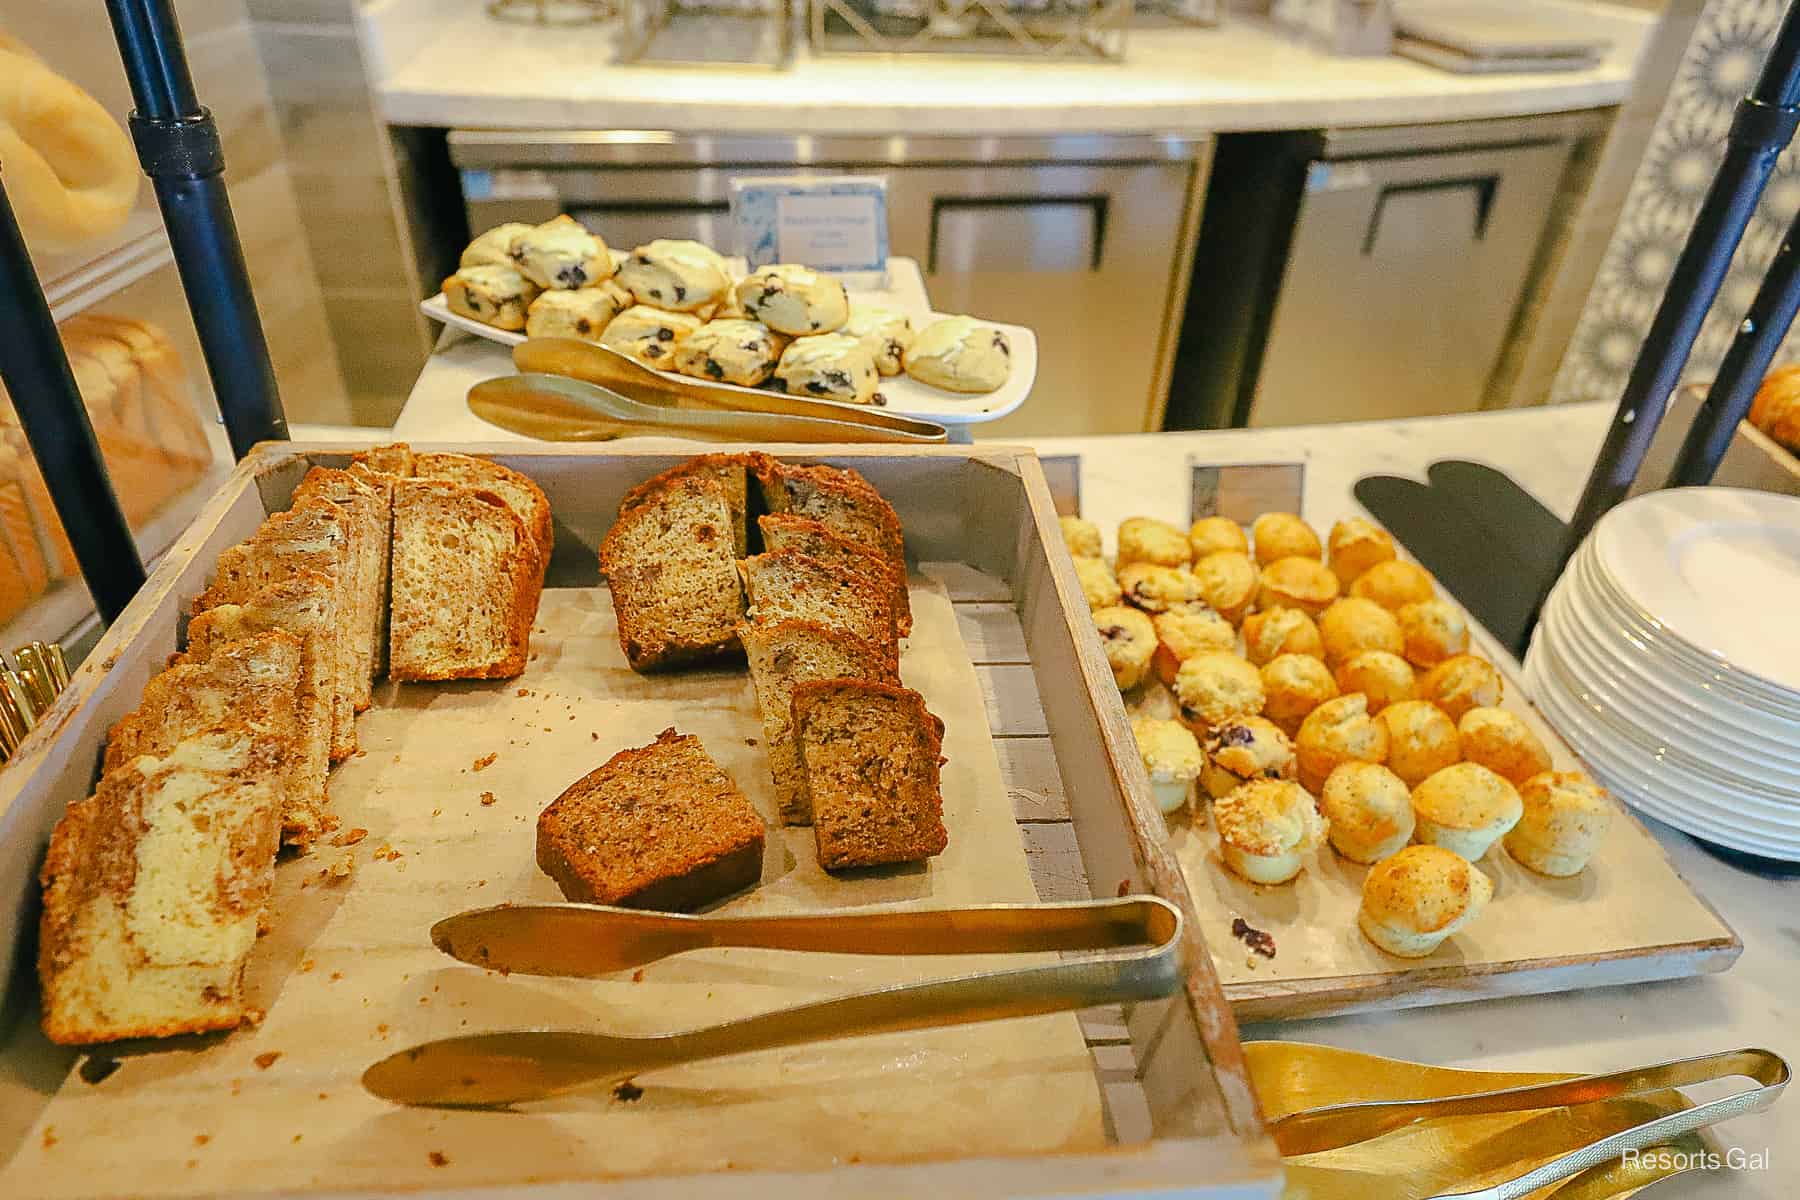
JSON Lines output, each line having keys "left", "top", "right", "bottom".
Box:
{"left": 841, "top": 306, "right": 914, "bottom": 375}
{"left": 1327, "top": 517, "right": 1398, "bottom": 587}
{"left": 1334, "top": 650, "right": 1416, "bottom": 714}
{"left": 738, "top": 264, "right": 851, "bottom": 335}
{"left": 1318, "top": 597, "right": 1404, "bottom": 667}
{"left": 511, "top": 214, "right": 614, "bottom": 290}
{"left": 1131, "top": 717, "right": 1205, "bottom": 815}
{"left": 1242, "top": 607, "right": 1323, "bottom": 666}
{"left": 1505, "top": 770, "right": 1613, "bottom": 876}
{"left": 1251, "top": 512, "right": 1322, "bottom": 565}
{"left": 1189, "top": 516, "right": 1249, "bottom": 561}
{"left": 905, "top": 315, "right": 1011, "bottom": 393}
{"left": 1201, "top": 716, "right": 1296, "bottom": 800}
{"left": 1214, "top": 779, "right": 1327, "bottom": 885}
{"left": 1350, "top": 560, "right": 1436, "bottom": 611}
{"left": 1418, "top": 654, "right": 1504, "bottom": 721}
{"left": 599, "top": 304, "right": 705, "bottom": 367}
{"left": 1320, "top": 762, "right": 1415, "bottom": 864}
{"left": 1458, "top": 706, "right": 1552, "bottom": 785}
{"left": 1094, "top": 605, "right": 1157, "bottom": 690}
{"left": 1411, "top": 761, "right": 1523, "bottom": 861}
{"left": 1258, "top": 556, "right": 1340, "bottom": 617}
{"left": 673, "top": 318, "right": 783, "bottom": 387}
{"left": 1261, "top": 652, "right": 1339, "bottom": 734}
{"left": 1193, "top": 551, "right": 1259, "bottom": 624}
{"left": 461, "top": 221, "right": 532, "bottom": 269}
{"left": 1073, "top": 556, "right": 1122, "bottom": 611}
{"left": 1359, "top": 844, "right": 1493, "bottom": 958}
{"left": 1379, "top": 699, "right": 1462, "bottom": 787}
{"left": 775, "top": 333, "right": 880, "bottom": 404}
{"left": 618, "top": 238, "right": 733, "bottom": 312}
{"left": 1060, "top": 515, "right": 1103, "bottom": 558}
{"left": 1397, "top": 599, "right": 1470, "bottom": 667}
{"left": 1117, "top": 516, "right": 1192, "bottom": 569}
{"left": 1152, "top": 605, "right": 1237, "bottom": 685}
{"left": 1296, "top": 693, "right": 1389, "bottom": 793}
{"left": 1174, "top": 651, "right": 1265, "bottom": 735}
{"left": 1119, "top": 562, "right": 1204, "bottom": 613}
{"left": 524, "top": 280, "right": 632, "bottom": 341}
{"left": 443, "top": 264, "right": 540, "bottom": 331}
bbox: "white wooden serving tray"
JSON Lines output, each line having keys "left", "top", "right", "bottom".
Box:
{"left": 0, "top": 443, "right": 1281, "bottom": 1198}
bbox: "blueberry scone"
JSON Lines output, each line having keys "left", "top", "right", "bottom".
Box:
{"left": 736, "top": 264, "right": 850, "bottom": 336}
{"left": 904, "top": 315, "right": 1010, "bottom": 393}
{"left": 524, "top": 280, "right": 633, "bottom": 341}
{"left": 616, "top": 239, "right": 733, "bottom": 312}
{"left": 461, "top": 221, "right": 532, "bottom": 270}
{"left": 842, "top": 306, "right": 914, "bottom": 376}
{"left": 442, "top": 264, "right": 540, "bottom": 332}
{"left": 774, "top": 333, "right": 879, "bottom": 404}
{"left": 673, "top": 319, "right": 783, "bottom": 387}
{"left": 598, "top": 304, "right": 704, "bottom": 367}
{"left": 511, "top": 215, "right": 614, "bottom": 290}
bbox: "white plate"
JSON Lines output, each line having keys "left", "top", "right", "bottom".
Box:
{"left": 420, "top": 294, "right": 1035, "bottom": 427}
{"left": 1593, "top": 488, "right": 1800, "bottom": 698}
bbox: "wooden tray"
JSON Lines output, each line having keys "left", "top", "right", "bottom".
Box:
{"left": 0, "top": 444, "right": 1282, "bottom": 1197}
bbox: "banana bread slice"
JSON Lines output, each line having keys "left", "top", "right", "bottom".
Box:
{"left": 600, "top": 471, "right": 744, "bottom": 671}
{"left": 759, "top": 512, "right": 911, "bottom": 637}
{"left": 739, "top": 549, "right": 897, "bottom": 656}
{"left": 740, "top": 618, "right": 900, "bottom": 825}
{"left": 751, "top": 458, "right": 906, "bottom": 570}
{"left": 793, "top": 679, "right": 948, "bottom": 870}
{"left": 620, "top": 453, "right": 758, "bottom": 558}
{"left": 350, "top": 442, "right": 416, "bottom": 478}
{"left": 292, "top": 466, "right": 386, "bottom": 709}
{"left": 537, "top": 728, "right": 764, "bottom": 910}
{"left": 414, "top": 452, "right": 554, "bottom": 567}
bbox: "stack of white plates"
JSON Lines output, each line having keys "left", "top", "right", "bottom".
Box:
{"left": 1524, "top": 487, "right": 1800, "bottom": 861}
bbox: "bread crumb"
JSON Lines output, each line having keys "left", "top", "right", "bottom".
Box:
{"left": 517, "top": 688, "right": 530, "bottom": 697}
{"left": 473, "top": 752, "right": 498, "bottom": 771}
{"left": 230, "top": 1079, "right": 242, "bottom": 1096}
{"left": 254, "top": 1052, "right": 281, "bottom": 1070}
{"left": 299, "top": 958, "right": 316, "bottom": 973}
{"left": 591, "top": 732, "right": 599, "bottom": 740}
{"left": 631, "top": 968, "right": 645, "bottom": 983}
{"left": 480, "top": 791, "right": 497, "bottom": 806}
{"left": 745, "top": 737, "right": 758, "bottom": 747}
{"left": 612, "top": 1080, "right": 643, "bottom": 1103}
{"left": 331, "top": 827, "right": 368, "bottom": 847}
{"left": 318, "top": 1092, "right": 328, "bottom": 1100}
{"left": 354, "top": 749, "right": 367, "bottom": 758}
{"left": 186, "top": 1159, "right": 197, "bottom": 1169}
{"left": 243, "top": 1007, "right": 264, "bottom": 1028}
{"left": 429, "top": 1151, "right": 450, "bottom": 1167}
{"left": 373, "top": 845, "right": 403, "bottom": 862}
{"left": 329, "top": 855, "right": 354, "bottom": 878}
{"left": 292, "top": 1134, "right": 303, "bottom": 1144}
{"left": 330, "top": 971, "right": 344, "bottom": 982}
{"left": 377, "top": 1023, "right": 390, "bottom": 1035}
{"left": 41, "top": 1127, "right": 56, "bottom": 1150}
{"left": 477, "top": 879, "right": 487, "bottom": 886}
{"left": 432, "top": 807, "right": 442, "bottom": 817}
{"left": 194, "top": 1134, "right": 210, "bottom": 1147}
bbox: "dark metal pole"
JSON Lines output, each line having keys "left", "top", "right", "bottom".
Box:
{"left": 0, "top": 173, "right": 147, "bottom": 624}
{"left": 105, "top": 0, "right": 288, "bottom": 459}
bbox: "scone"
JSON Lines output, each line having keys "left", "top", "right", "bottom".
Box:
{"left": 673, "top": 318, "right": 783, "bottom": 387}
{"left": 1379, "top": 699, "right": 1462, "bottom": 787}
{"left": 1318, "top": 597, "right": 1404, "bottom": 667}
{"left": 1296, "top": 693, "right": 1389, "bottom": 793}
{"left": 1132, "top": 717, "right": 1205, "bottom": 815}
{"left": 1201, "top": 716, "right": 1296, "bottom": 800}
{"left": 1242, "top": 607, "right": 1323, "bottom": 666}
{"left": 512, "top": 214, "right": 613, "bottom": 290}
{"left": 524, "top": 281, "right": 632, "bottom": 341}
{"left": 1258, "top": 556, "right": 1340, "bottom": 617}
{"left": 1189, "top": 516, "right": 1248, "bottom": 561}
{"left": 1117, "top": 517, "right": 1192, "bottom": 569}
{"left": 1418, "top": 654, "right": 1504, "bottom": 721}
{"left": 1094, "top": 605, "right": 1157, "bottom": 690}
{"left": 1061, "top": 515, "right": 1103, "bottom": 558}
{"left": 1073, "top": 556, "right": 1122, "bottom": 611}
{"left": 1320, "top": 762, "right": 1414, "bottom": 864}
{"left": 737, "top": 264, "right": 851, "bottom": 334}
{"left": 1358, "top": 844, "right": 1493, "bottom": 958}
{"left": 1752, "top": 364, "right": 1800, "bottom": 451}
{"left": 599, "top": 304, "right": 704, "bottom": 368}
{"left": 1334, "top": 650, "right": 1416, "bottom": 715}
{"left": 1411, "top": 761, "right": 1523, "bottom": 860}
{"left": 1458, "top": 706, "right": 1552, "bottom": 785}
{"left": 461, "top": 221, "right": 532, "bottom": 269}
{"left": 1119, "top": 562, "right": 1204, "bottom": 613}
{"left": 1152, "top": 604, "right": 1238, "bottom": 685}
{"left": 1326, "top": 517, "right": 1398, "bottom": 587}
{"left": 1350, "top": 560, "right": 1436, "bottom": 611}
{"left": 842, "top": 306, "right": 914, "bottom": 375}
{"left": 1505, "top": 771, "right": 1614, "bottom": 876}
{"left": 1174, "top": 651, "right": 1266, "bottom": 735}
{"left": 1261, "top": 652, "right": 1339, "bottom": 734}
{"left": 618, "top": 238, "right": 732, "bottom": 312}
{"left": 442, "top": 264, "right": 539, "bottom": 332}
{"left": 1251, "top": 512, "right": 1322, "bottom": 565}
{"left": 904, "top": 315, "right": 1011, "bottom": 393}
{"left": 1193, "top": 551, "right": 1259, "bottom": 624}
{"left": 1214, "top": 779, "right": 1327, "bottom": 885}
{"left": 774, "top": 333, "right": 880, "bottom": 404}
{"left": 1396, "top": 598, "right": 1470, "bottom": 668}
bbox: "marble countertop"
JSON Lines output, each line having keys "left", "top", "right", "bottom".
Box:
{"left": 362, "top": 0, "right": 1652, "bottom": 133}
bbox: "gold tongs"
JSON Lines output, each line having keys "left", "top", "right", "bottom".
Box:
{"left": 362, "top": 896, "right": 1183, "bottom": 1108}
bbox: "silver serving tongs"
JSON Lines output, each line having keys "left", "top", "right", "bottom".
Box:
{"left": 1271, "top": 1046, "right": 1788, "bottom": 1200}
{"left": 363, "top": 895, "right": 1185, "bottom": 1108}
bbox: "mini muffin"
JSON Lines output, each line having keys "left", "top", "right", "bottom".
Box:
{"left": 1152, "top": 605, "right": 1238, "bottom": 686}
{"left": 1418, "top": 654, "right": 1504, "bottom": 721}
{"left": 1242, "top": 607, "right": 1324, "bottom": 666}
{"left": 1132, "top": 718, "right": 1205, "bottom": 815}
{"left": 1296, "top": 693, "right": 1390, "bottom": 793}
{"left": 1397, "top": 599, "right": 1470, "bottom": 667}
{"left": 1261, "top": 653, "right": 1339, "bottom": 734}
{"left": 1335, "top": 650, "right": 1415, "bottom": 715}
{"left": 1458, "top": 707, "right": 1552, "bottom": 785}
{"left": 1358, "top": 844, "right": 1494, "bottom": 958}
{"left": 1193, "top": 551, "right": 1260, "bottom": 624}
{"left": 1201, "top": 717, "right": 1297, "bottom": 800}
{"left": 1073, "top": 556, "right": 1122, "bottom": 612}
{"left": 1174, "top": 652, "right": 1266, "bottom": 734}
{"left": 1094, "top": 606, "right": 1157, "bottom": 690}
{"left": 1189, "top": 516, "right": 1249, "bottom": 561}
{"left": 1327, "top": 517, "right": 1398, "bottom": 587}
{"left": 1379, "top": 699, "right": 1461, "bottom": 787}
{"left": 1318, "top": 597, "right": 1404, "bottom": 667}
{"left": 1411, "top": 761, "right": 1523, "bottom": 861}
{"left": 1320, "top": 762, "right": 1415, "bottom": 864}
{"left": 1251, "top": 512, "right": 1322, "bottom": 565}
{"left": 1350, "top": 560, "right": 1436, "bottom": 611}
{"left": 1257, "top": 556, "right": 1340, "bottom": 617}
{"left": 1505, "top": 771, "right": 1614, "bottom": 876}
{"left": 1117, "top": 517, "right": 1192, "bottom": 569}
{"left": 1119, "top": 562, "right": 1204, "bottom": 613}
{"left": 1060, "top": 515, "right": 1103, "bottom": 559}
{"left": 1214, "top": 779, "right": 1327, "bottom": 885}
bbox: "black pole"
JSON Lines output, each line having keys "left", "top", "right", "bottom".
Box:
{"left": 105, "top": 0, "right": 289, "bottom": 459}
{"left": 0, "top": 173, "right": 147, "bottom": 624}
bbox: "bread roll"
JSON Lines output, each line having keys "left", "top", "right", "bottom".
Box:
{"left": 1214, "top": 779, "right": 1326, "bottom": 884}
{"left": 1358, "top": 844, "right": 1493, "bottom": 958}
{"left": 1117, "top": 517, "right": 1191, "bottom": 569}
{"left": 1505, "top": 771, "right": 1613, "bottom": 876}
{"left": 1327, "top": 517, "right": 1398, "bottom": 587}
{"left": 1251, "top": 512, "right": 1321, "bottom": 564}
{"left": 1320, "top": 762, "right": 1414, "bottom": 864}
{"left": 1411, "top": 761, "right": 1523, "bottom": 861}
{"left": 1189, "top": 516, "right": 1248, "bottom": 560}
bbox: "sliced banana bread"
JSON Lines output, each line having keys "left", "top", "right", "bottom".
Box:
{"left": 350, "top": 442, "right": 415, "bottom": 478}
{"left": 751, "top": 458, "right": 906, "bottom": 578}
{"left": 414, "top": 452, "right": 554, "bottom": 566}
{"left": 292, "top": 466, "right": 386, "bottom": 709}
{"left": 793, "top": 679, "right": 948, "bottom": 870}
{"left": 600, "top": 471, "right": 745, "bottom": 671}
{"left": 759, "top": 512, "right": 912, "bottom": 636}
{"left": 740, "top": 618, "right": 900, "bottom": 825}
{"left": 537, "top": 728, "right": 764, "bottom": 910}
{"left": 739, "top": 549, "right": 897, "bottom": 656}
{"left": 619, "top": 453, "right": 757, "bottom": 558}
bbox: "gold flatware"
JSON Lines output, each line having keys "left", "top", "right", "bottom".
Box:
{"left": 0, "top": 641, "right": 73, "bottom": 762}
{"left": 364, "top": 896, "right": 1183, "bottom": 1108}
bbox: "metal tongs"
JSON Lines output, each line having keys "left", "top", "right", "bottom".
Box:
{"left": 362, "top": 895, "right": 1185, "bottom": 1108}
